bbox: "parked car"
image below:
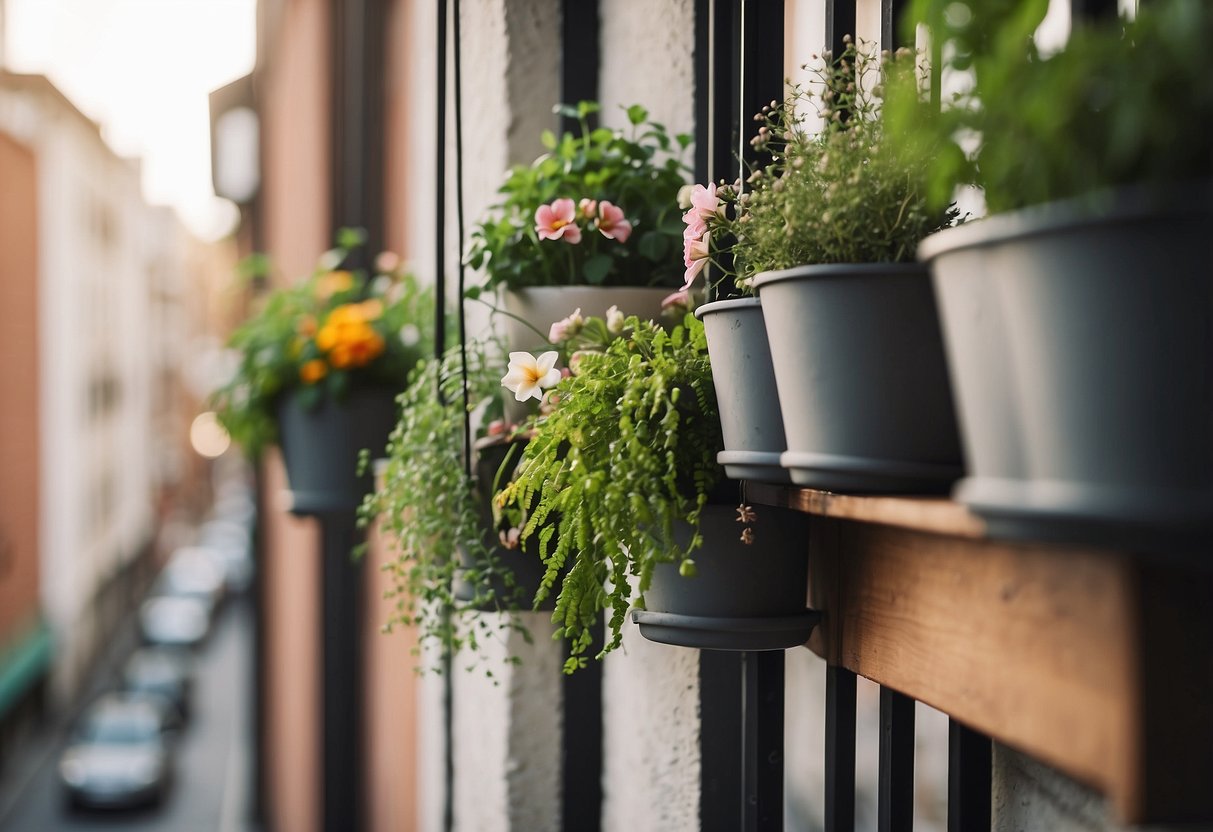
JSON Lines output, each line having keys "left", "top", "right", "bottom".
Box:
{"left": 121, "top": 647, "right": 193, "bottom": 726}
{"left": 139, "top": 595, "right": 211, "bottom": 649}
{"left": 59, "top": 693, "right": 175, "bottom": 810}
{"left": 156, "top": 547, "right": 226, "bottom": 613}
{"left": 197, "top": 521, "right": 254, "bottom": 593}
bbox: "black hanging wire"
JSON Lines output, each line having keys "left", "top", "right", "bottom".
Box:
{"left": 435, "top": 4, "right": 456, "bottom": 832}
{"left": 453, "top": 0, "right": 472, "bottom": 480}
{"left": 434, "top": 0, "right": 448, "bottom": 368}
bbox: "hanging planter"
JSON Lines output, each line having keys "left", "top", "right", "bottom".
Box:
{"left": 695, "top": 297, "right": 790, "bottom": 484}
{"left": 453, "top": 435, "right": 554, "bottom": 610}
{"left": 631, "top": 503, "right": 818, "bottom": 651}
{"left": 276, "top": 386, "right": 399, "bottom": 515}
{"left": 919, "top": 182, "right": 1213, "bottom": 544}
{"left": 752, "top": 263, "right": 963, "bottom": 494}
{"left": 501, "top": 286, "right": 671, "bottom": 350}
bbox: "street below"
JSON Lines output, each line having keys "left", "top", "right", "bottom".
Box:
{"left": 0, "top": 596, "right": 255, "bottom": 832}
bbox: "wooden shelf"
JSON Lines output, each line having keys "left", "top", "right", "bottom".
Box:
{"left": 748, "top": 484, "right": 1213, "bottom": 825}
{"left": 746, "top": 482, "right": 986, "bottom": 539}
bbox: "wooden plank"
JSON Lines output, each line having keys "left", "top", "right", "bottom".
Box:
{"left": 805, "top": 519, "right": 1143, "bottom": 817}
{"left": 748, "top": 483, "right": 986, "bottom": 539}
{"left": 757, "top": 486, "right": 1213, "bottom": 821}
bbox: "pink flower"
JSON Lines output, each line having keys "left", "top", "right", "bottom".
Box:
{"left": 578, "top": 198, "right": 598, "bottom": 219}
{"left": 535, "top": 198, "right": 583, "bottom": 243}
{"left": 682, "top": 208, "right": 707, "bottom": 240}
{"left": 687, "top": 183, "right": 722, "bottom": 220}
{"left": 683, "top": 232, "right": 710, "bottom": 288}
{"left": 548, "top": 307, "right": 584, "bottom": 343}
{"left": 375, "top": 251, "right": 401, "bottom": 274}
{"left": 596, "top": 201, "right": 633, "bottom": 243}
{"left": 662, "top": 290, "right": 691, "bottom": 316}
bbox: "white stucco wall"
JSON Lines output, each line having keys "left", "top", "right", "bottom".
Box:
{"left": 452, "top": 613, "right": 563, "bottom": 832}
{"left": 601, "top": 623, "right": 702, "bottom": 832}
{"left": 597, "top": 0, "right": 695, "bottom": 136}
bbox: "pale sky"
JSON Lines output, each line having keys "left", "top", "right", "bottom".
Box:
{"left": 4, "top": 0, "right": 257, "bottom": 241}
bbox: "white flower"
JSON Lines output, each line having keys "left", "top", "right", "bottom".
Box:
{"left": 605, "top": 305, "right": 625, "bottom": 335}
{"left": 676, "top": 184, "right": 695, "bottom": 210}
{"left": 317, "top": 248, "right": 344, "bottom": 271}
{"left": 501, "top": 351, "right": 562, "bottom": 402}
{"left": 548, "top": 307, "right": 584, "bottom": 343}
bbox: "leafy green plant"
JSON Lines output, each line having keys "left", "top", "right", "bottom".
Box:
{"left": 892, "top": 0, "right": 1213, "bottom": 213}
{"left": 212, "top": 230, "right": 432, "bottom": 456}
{"left": 466, "top": 101, "right": 692, "bottom": 292}
{"left": 498, "top": 314, "right": 725, "bottom": 671}
{"left": 682, "top": 40, "right": 958, "bottom": 297}
{"left": 359, "top": 340, "right": 534, "bottom": 671}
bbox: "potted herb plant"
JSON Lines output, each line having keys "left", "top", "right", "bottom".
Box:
{"left": 904, "top": 0, "right": 1213, "bottom": 544}
{"left": 466, "top": 100, "right": 692, "bottom": 358}
{"left": 358, "top": 339, "right": 539, "bottom": 664}
{"left": 212, "top": 229, "right": 430, "bottom": 515}
{"left": 499, "top": 313, "right": 816, "bottom": 666}
{"left": 685, "top": 41, "right": 963, "bottom": 493}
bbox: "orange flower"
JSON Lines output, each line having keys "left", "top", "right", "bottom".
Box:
{"left": 315, "top": 302, "right": 385, "bottom": 370}
{"left": 300, "top": 359, "right": 328, "bottom": 384}
{"left": 358, "top": 298, "right": 384, "bottom": 320}
{"left": 315, "top": 270, "right": 355, "bottom": 300}
{"left": 297, "top": 314, "right": 318, "bottom": 337}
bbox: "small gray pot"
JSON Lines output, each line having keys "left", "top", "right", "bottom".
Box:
{"left": 632, "top": 504, "right": 819, "bottom": 651}
{"left": 696, "top": 297, "right": 791, "bottom": 483}
{"left": 500, "top": 286, "right": 672, "bottom": 424}
{"left": 453, "top": 436, "right": 554, "bottom": 611}
{"left": 752, "top": 263, "right": 963, "bottom": 493}
{"left": 920, "top": 181, "right": 1213, "bottom": 546}
{"left": 276, "top": 387, "right": 399, "bottom": 515}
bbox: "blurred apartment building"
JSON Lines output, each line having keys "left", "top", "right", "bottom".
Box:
{"left": 0, "top": 70, "right": 223, "bottom": 761}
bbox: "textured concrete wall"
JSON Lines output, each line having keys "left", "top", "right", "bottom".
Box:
{"left": 452, "top": 613, "right": 563, "bottom": 832}
{"left": 992, "top": 744, "right": 1213, "bottom": 832}
{"left": 601, "top": 623, "right": 702, "bottom": 832}
{"left": 597, "top": 0, "right": 695, "bottom": 136}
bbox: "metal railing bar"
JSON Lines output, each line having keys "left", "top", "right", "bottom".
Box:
{"left": 743, "top": 650, "right": 785, "bottom": 832}
{"left": 947, "top": 720, "right": 992, "bottom": 832}
{"left": 878, "top": 687, "right": 916, "bottom": 832}
{"left": 826, "top": 665, "right": 857, "bottom": 832}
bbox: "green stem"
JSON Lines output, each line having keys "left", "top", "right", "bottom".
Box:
{"left": 467, "top": 295, "right": 553, "bottom": 345}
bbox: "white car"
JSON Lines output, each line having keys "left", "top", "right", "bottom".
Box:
{"left": 60, "top": 693, "right": 174, "bottom": 810}
{"left": 157, "top": 547, "right": 227, "bottom": 612}
{"left": 139, "top": 596, "right": 210, "bottom": 648}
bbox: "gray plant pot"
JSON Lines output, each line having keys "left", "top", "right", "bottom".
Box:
{"left": 919, "top": 182, "right": 1213, "bottom": 546}
{"left": 631, "top": 504, "right": 819, "bottom": 651}
{"left": 276, "top": 387, "right": 399, "bottom": 515}
{"left": 453, "top": 436, "right": 554, "bottom": 611}
{"left": 751, "top": 263, "right": 964, "bottom": 493}
{"left": 696, "top": 297, "right": 791, "bottom": 484}
{"left": 500, "top": 286, "right": 672, "bottom": 424}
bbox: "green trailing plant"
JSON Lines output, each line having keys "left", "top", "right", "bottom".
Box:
{"left": 498, "top": 314, "right": 725, "bottom": 672}
{"left": 890, "top": 0, "right": 1213, "bottom": 213}
{"left": 466, "top": 101, "right": 692, "bottom": 293}
{"left": 359, "top": 340, "right": 534, "bottom": 673}
{"left": 212, "top": 229, "right": 432, "bottom": 456}
{"left": 682, "top": 40, "right": 959, "bottom": 297}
